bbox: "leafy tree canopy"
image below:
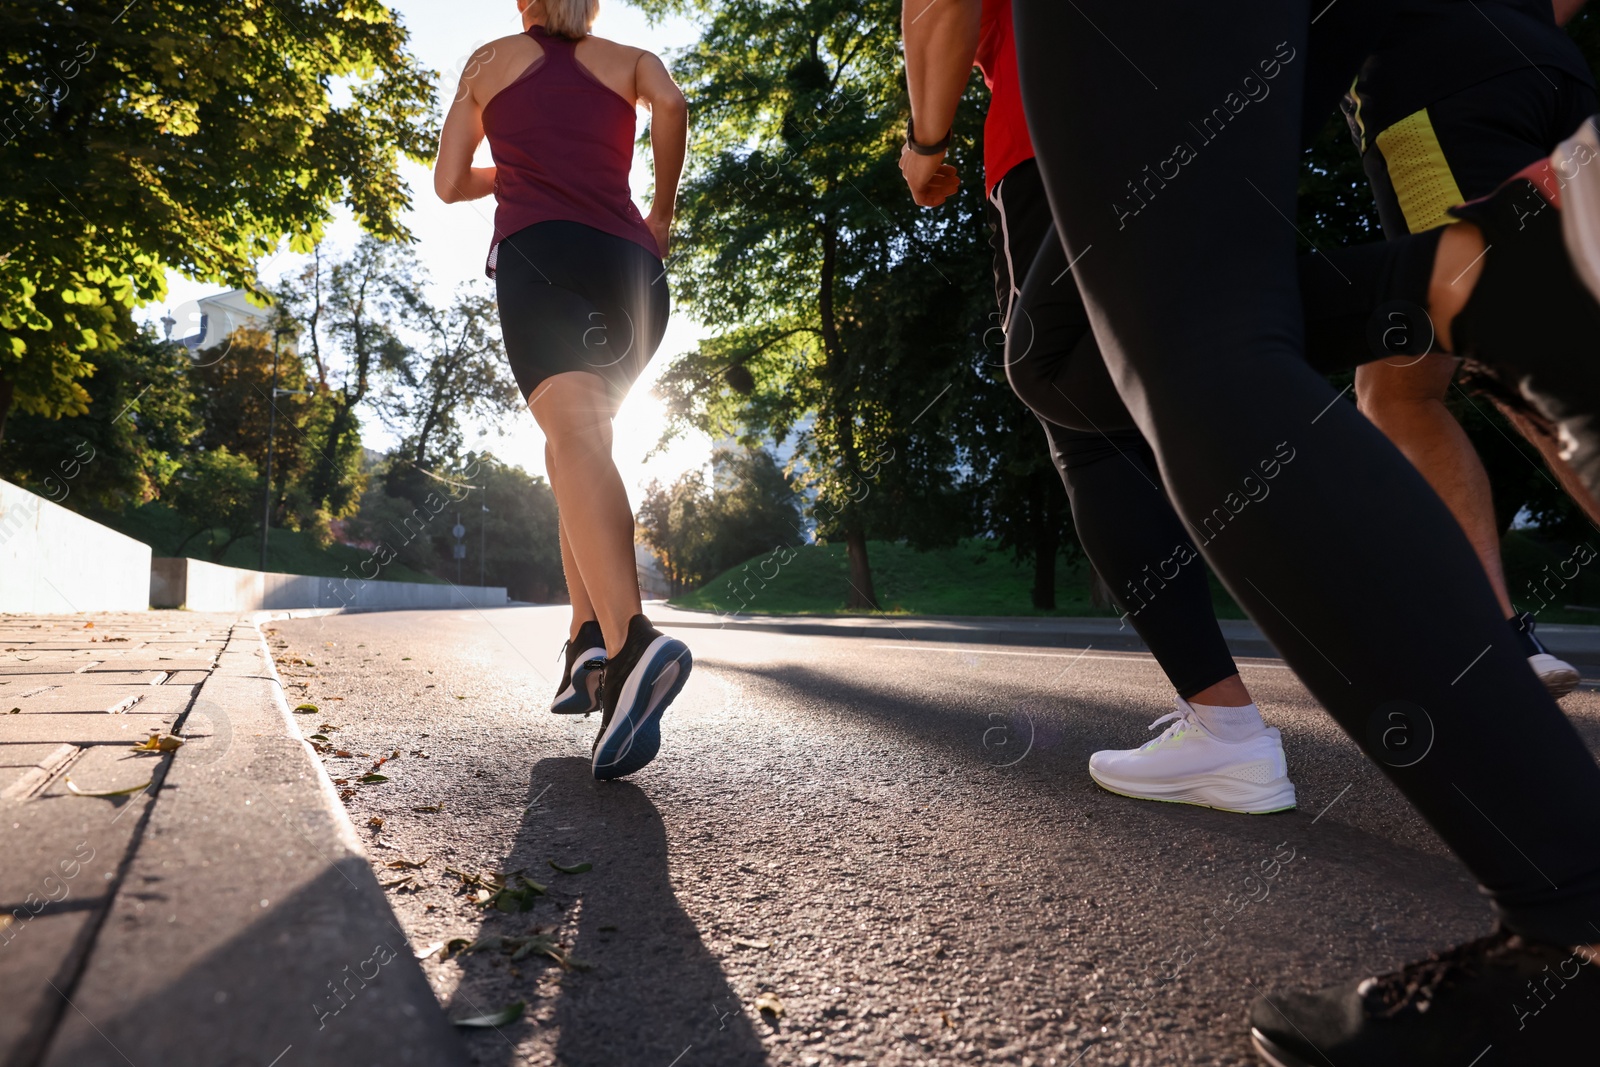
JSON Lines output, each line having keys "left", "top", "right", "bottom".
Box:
{"left": 0, "top": 0, "right": 437, "bottom": 431}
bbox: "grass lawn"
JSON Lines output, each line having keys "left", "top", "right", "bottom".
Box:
{"left": 96, "top": 503, "right": 442, "bottom": 584}
{"left": 671, "top": 539, "right": 1247, "bottom": 619}
{"left": 671, "top": 533, "right": 1600, "bottom": 624}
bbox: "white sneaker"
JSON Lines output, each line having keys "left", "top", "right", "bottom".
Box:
{"left": 1512, "top": 612, "right": 1581, "bottom": 698}
{"left": 1088, "top": 697, "right": 1297, "bottom": 814}
{"left": 1528, "top": 652, "right": 1580, "bottom": 698}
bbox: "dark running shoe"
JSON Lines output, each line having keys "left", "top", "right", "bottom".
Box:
{"left": 1450, "top": 116, "right": 1600, "bottom": 509}
{"left": 591, "top": 614, "right": 691, "bottom": 781}
{"left": 550, "top": 620, "right": 606, "bottom": 715}
{"left": 1249, "top": 927, "right": 1600, "bottom": 1065}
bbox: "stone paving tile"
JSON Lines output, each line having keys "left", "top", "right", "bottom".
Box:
{"left": 4, "top": 683, "right": 198, "bottom": 716}
{"left": 38, "top": 744, "right": 161, "bottom": 800}
{"left": 0, "top": 743, "right": 77, "bottom": 796}
{"left": 0, "top": 909, "right": 99, "bottom": 1066}
{"left": 3, "top": 715, "right": 182, "bottom": 746}
{"left": 20, "top": 671, "right": 170, "bottom": 686}
{"left": 82, "top": 656, "right": 221, "bottom": 671}
{"left": 0, "top": 610, "right": 238, "bottom": 1067}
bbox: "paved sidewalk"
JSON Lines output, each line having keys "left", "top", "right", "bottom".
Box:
{"left": 0, "top": 612, "right": 466, "bottom": 1067}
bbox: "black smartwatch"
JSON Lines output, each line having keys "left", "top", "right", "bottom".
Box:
{"left": 905, "top": 115, "right": 951, "bottom": 156}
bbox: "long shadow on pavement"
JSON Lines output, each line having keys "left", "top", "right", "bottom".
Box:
{"left": 464, "top": 756, "right": 769, "bottom": 1067}
{"left": 698, "top": 658, "right": 1501, "bottom": 939}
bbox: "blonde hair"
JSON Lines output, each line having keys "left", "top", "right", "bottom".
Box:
{"left": 535, "top": 0, "right": 599, "bottom": 39}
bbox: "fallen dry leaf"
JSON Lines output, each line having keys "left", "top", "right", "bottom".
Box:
{"left": 130, "top": 734, "right": 183, "bottom": 753}
{"left": 66, "top": 777, "right": 151, "bottom": 798}
{"left": 754, "top": 992, "right": 785, "bottom": 1018}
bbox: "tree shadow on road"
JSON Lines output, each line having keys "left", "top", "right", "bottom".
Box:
{"left": 468, "top": 755, "right": 768, "bottom": 1067}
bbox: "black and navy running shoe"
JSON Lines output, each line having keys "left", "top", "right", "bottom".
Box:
{"left": 1450, "top": 116, "right": 1600, "bottom": 510}
{"left": 1249, "top": 927, "right": 1600, "bottom": 1065}
{"left": 551, "top": 620, "right": 606, "bottom": 715}
{"left": 591, "top": 614, "right": 691, "bottom": 781}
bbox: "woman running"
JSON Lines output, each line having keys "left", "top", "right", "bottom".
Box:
{"left": 434, "top": 0, "right": 692, "bottom": 781}
{"left": 993, "top": 0, "right": 1600, "bottom": 1061}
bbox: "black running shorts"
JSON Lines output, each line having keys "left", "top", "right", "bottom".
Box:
{"left": 1357, "top": 66, "right": 1598, "bottom": 237}
{"left": 493, "top": 220, "right": 671, "bottom": 404}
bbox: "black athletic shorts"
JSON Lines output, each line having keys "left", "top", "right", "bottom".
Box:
{"left": 493, "top": 220, "right": 671, "bottom": 404}
{"left": 1356, "top": 65, "right": 1598, "bottom": 238}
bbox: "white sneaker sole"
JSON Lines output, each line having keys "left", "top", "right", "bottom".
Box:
{"left": 592, "top": 635, "right": 691, "bottom": 781}
{"left": 551, "top": 646, "right": 606, "bottom": 715}
{"left": 1558, "top": 116, "right": 1600, "bottom": 305}
{"left": 1089, "top": 767, "right": 1297, "bottom": 815}
{"left": 1530, "top": 652, "right": 1581, "bottom": 698}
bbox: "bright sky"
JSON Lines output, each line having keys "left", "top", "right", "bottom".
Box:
{"left": 136, "top": 0, "right": 713, "bottom": 509}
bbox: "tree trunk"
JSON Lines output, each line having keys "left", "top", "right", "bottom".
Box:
{"left": 845, "top": 527, "right": 879, "bottom": 610}
{"left": 1031, "top": 530, "right": 1058, "bottom": 611}
{"left": 1028, "top": 469, "right": 1059, "bottom": 610}
{"left": 817, "top": 213, "right": 879, "bottom": 614}
{"left": 0, "top": 372, "right": 13, "bottom": 444}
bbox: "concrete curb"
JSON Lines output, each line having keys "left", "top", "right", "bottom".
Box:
{"left": 40, "top": 617, "right": 469, "bottom": 1067}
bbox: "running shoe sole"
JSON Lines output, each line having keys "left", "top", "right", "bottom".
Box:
{"left": 1560, "top": 116, "right": 1600, "bottom": 304}
{"left": 1249, "top": 1028, "right": 1316, "bottom": 1067}
{"left": 1089, "top": 768, "right": 1297, "bottom": 815}
{"left": 592, "top": 635, "right": 691, "bottom": 781}
{"left": 551, "top": 647, "right": 605, "bottom": 715}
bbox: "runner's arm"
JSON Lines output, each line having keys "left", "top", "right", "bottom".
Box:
{"left": 638, "top": 51, "right": 688, "bottom": 257}
{"left": 1554, "top": 0, "right": 1586, "bottom": 25}
{"left": 900, "top": 0, "right": 981, "bottom": 207}
{"left": 434, "top": 47, "right": 498, "bottom": 203}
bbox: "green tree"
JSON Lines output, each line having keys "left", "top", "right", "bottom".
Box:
{"left": 638, "top": 445, "right": 804, "bottom": 594}
{"left": 641, "top": 0, "right": 994, "bottom": 608}
{"left": 0, "top": 0, "right": 435, "bottom": 438}
{"left": 0, "top": 322, "right": 201, "bottom": 511}
{"left": 637, "top": 471, "right": 711, "bottom": 595}
{"left": 345, "top": 452, "right": 562, "bottom": 600}
{"left": 276, "top": 237, "right": 417, "bottom": 520}
{"left": 383, "top": 288, "right": 519, "bottom": 469}
{"left": 168, "top": 446, "right": 261, "bottom": 561}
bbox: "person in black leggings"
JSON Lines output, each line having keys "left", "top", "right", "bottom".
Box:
{"left": 996, "top": 0, "right": 1600, "bottom": 1060}
{"left": 903, "top": 0, "right": 1298, "bottom": 817}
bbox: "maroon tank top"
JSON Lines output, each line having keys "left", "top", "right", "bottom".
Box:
{"left": 482, "top": 26, "right": 660, "bottom": 276}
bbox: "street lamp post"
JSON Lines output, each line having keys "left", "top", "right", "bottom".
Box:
{"left": 260, "top": 330, "right": 281, "bottom": 572}
{"left": 480, "top": 487, "right": 489, "bottom": 590}
{"left": 260, "top": 327, "right": 302, "bottom": 572}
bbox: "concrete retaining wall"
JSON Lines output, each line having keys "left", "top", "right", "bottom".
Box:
{"left": 150, "top": 556, "right": 506, "bottom": 611}
{"left": 0, "top": 479, "right": 152, "bottom": 612}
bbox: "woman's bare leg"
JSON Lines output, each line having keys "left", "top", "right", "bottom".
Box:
{"left": 545, "top": 441, "right": 599, "bottom": 641}
{"left": 530, "top": 372, "right": 642, "bottom": 656}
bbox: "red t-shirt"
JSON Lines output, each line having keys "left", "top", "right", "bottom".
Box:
{"left": 975, "top": 0, "right": 1034, "bottom": 196}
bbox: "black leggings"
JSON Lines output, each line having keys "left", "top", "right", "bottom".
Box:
{"left": 495, "top": 220, "right": 670, "bottom": 404}
{"left": 991, "top": 160, "right": 1239, "bottom": 698}
{"left": 1013, "top": 0, "right": 1600, "bottom": 944}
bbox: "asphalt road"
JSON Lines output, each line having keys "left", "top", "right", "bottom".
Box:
{"left": 268, "top": 606, "right": 1600, "bottom": 1067}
